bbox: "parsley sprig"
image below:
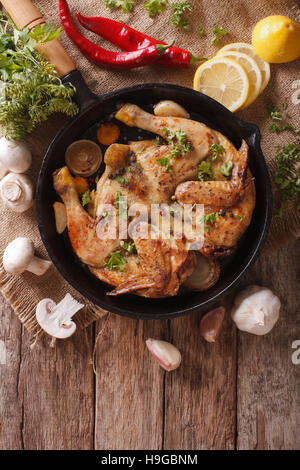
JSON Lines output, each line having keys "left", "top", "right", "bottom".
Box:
{"left": 104, "top": 0, "right": 134, "bottom": 14}
{"left": 198, "top": 161, "right": 213, "bottom": 181}
{"left": 105, "top": 251, "right": 127, "bottom": 272}
{"left": 0, "top": 13, "right": 78, "bottom": 140}
{"left": 171, "top": 1, "right": 192, "bottom": 30}
{"left": 211, "top": 26, "right": 229, "bottom": 46}
{"left": 209, "top": 144, "right": 225, "bottom": 161}
{"left": 144, "top": 0, "right": 168, "bottom": 17}
{"left": 274, "top": 143, "right": 300, "bottom": 217}
{"left": 200, "top": 212, "right": 219, "bottom": 232}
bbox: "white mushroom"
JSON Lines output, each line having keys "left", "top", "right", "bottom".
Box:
{"left": 0, "top": 173, "right": 34, "bottom": 212}
{"left": 0, "top": 138, "right": 32, "bottom": 179}
{"left": 153, "top": 100, "right": 190, "bottom": 118}
{"left": 231, "top": 285, "right": 281, "bottom": 335}
{"left": 36, "top": 294, "right": 84, "bottom": 339}
{"left": 3, "top": 237, "right": 52, "bottom": 276}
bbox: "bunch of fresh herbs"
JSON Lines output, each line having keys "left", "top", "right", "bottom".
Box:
{"left": 0, "top": 13, "right": 78, "bottom": 140}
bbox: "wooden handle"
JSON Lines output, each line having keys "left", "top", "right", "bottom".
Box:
{"left": 1, "top": 0, "right": 76, "bottom": 77}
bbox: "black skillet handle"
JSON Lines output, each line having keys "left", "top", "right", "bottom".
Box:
{"left": 1, "top": 0, "right": 99, "bottom": 112}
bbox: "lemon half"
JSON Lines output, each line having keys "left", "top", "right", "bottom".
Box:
{"left": 193, "top": 57, "right": 250, "bottom": 112}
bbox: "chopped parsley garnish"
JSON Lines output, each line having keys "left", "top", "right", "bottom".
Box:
{"left": 270, "top": 123, "right": 300, "bottom": 135}
{"left": 198, "top": 161, "right": 213, "bottom": 181}
{"left": 114, "top": 191, "right": 128, "bottom": 219}
{"left": 156, "top": 135, "right": 166, "bottom": 145}
{"left": 120, "top": 240, "right": 136, "bottom": 254}
{"left": 197, "top": 27, "right": 204, "bottom": 37}
{"left": 274, "top": 143, "right": 300, "bottom": 217}
{"left": 81, "top": 190, "right": 91, "bottom": 207}
{"left": 219, "top": 160, "right": 234, "bottom": 177}
{"left": 104, "top": 0, "right": 134, "bottom": 14}
{"left": 104, "top": 251, "right": 126, "bottom": 272}
{"left": 171, "top": 1, "right": 192, "bottom": 30}
{"left": 237, "top": 215, "right": 244, "bottom": 221}
{"left": 170, "top": 145, "right": 182, "bottom": 158}
{"left": 115, "top": 175, "right": 129, "bottom": 185}
{"left": 211, "top": 26, "right": 229, "bottom": 46}
{"left": 144, "top": 0, "right": 168, "bottom": 17}
{"left": 200, "top": 212, "right": 219, "bottom": 231}
{"left": 102, "top": 211, "right": 109, "bottom": 219}
{"left": 267, "top": 103, "right": 300, "bottom": 135}
{"left": 156, "top": 157, "right": 172, "bottom": 172}
{"left": 159, "top": 128, "right": 192, "bottom": 160}
{"left": 209, "top": 143, "right": 225, "bottom": 161}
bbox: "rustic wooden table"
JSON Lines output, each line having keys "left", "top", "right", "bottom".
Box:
{"left": 0, "top": 240, "right": 299, "bottom": 450}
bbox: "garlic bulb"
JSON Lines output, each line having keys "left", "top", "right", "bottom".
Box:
{"left": 231, "top": 285, "right": 280, "bottom": 335}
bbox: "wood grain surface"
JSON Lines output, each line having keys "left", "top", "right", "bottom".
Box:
{"left": 0, "top": 240, "right": 299, "bottom": 450}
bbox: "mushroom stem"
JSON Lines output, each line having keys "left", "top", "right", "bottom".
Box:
{"left": 27, "top": 257, "right": 52, "bottom": 275}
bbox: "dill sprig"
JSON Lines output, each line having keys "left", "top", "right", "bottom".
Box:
{"left": 0, "top": 13, "right": 78, "bottom": 140}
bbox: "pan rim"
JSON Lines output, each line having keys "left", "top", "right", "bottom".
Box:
{"left": 37, "top": 82, "right": 272, "bottom": 320}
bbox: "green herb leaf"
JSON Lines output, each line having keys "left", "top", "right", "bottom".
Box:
{"left": 115, "top": 175, "right": 129, "bottom": 185}
{"left": 197, "top": 27, "right": 204, "bottom": 37}
{"left": 144, "top": 0, "right": 168, "bottom": 17}
{"left": 274, "top": 142, "right": 300, "bottom": 217}
{"left": 104, "top": 0, "right": 134, "bottom": 13}
{"left": 81, "top": 190, "right": 91, "bottom": 207}
{"left": 209, "top": 143, "right": 225, "bottom": 161}
{"left": 198, "top": 161, "right": 213, "bottom": 181}
{"left": 156, "top": 157, "right": 172, "bottom": 171}
{"left": 219, "top": 160, "right": 233, "bottom": 177}
{"left": 237, "top": 215, "right": 244, "bottom": 221}
{"left": 104, "top": 251, "right": 127, "bottom": 272}
{"left": 171, "top": 1, "right": 192, "bottom": 30}
{"left": 211, "top": 26, "right": 229, "bottom": 46}
{"left": 200, "top": 212, "right": 219, "bottom": 231}
{"left": 120, "top": 240, "right": 136, "bottom": 254}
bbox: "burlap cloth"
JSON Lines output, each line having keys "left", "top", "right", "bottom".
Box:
{"left": 0, "top": 0, "right": 299, "bottom": 339}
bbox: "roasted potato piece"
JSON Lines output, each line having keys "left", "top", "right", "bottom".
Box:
{"left": 53, "top": 201, "right": 67, "bottom": 234}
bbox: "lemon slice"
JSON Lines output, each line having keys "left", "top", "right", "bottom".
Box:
{"left": 193, "top": 57, "right": 250, "bottom": 112}
{"left": 217, "top": 42, "right": 270, "bottom": 93}
{"left": 217, "top": 50, "right": 262, "bottom": 108}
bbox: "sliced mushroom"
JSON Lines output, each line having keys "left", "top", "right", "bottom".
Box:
{"left": 36, "top": 294, "right": 84, "bottom": 339}
{"left": 3, "top": 237, "right": 52, "bottom": 276}
{"left": 0, "top": 173, "right": 34, "bottom": 212}
{"left": 184, "top": 253, "right": 220, "bottom": 291}
{"left": 65, "top": 140, "right": 102, "bottom": 177}
{"left": 0, "top": 138, "right": 32, "bottom": 179}
{"left": 153, "top": 100, "right": 190, "bottom": 118}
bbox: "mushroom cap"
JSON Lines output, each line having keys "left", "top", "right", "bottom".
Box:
{"left": 3, "top": 237, "right": 35, "bottom": 274}
{"left": 0, "top": 138, "right": 32, "bottom": 173}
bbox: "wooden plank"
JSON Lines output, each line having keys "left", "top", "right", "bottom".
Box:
{"left": 237, "top": 241, "right": 300, "bottom": 450}
{"left": 164, "top": 300, "right": 237, "bottom": 450}
{"left": 18, "top": 325, "right": 95, "bottom": 450}
{"left": 0, "top": 296, "right": 23, "bottom": 450}
{"left": 94, "top": 314, "right": 167, "bottom": 450}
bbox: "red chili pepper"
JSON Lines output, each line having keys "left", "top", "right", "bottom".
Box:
{"left": 76, "top": 13, "right": 201, "bottom": 68}
{"left": 59, "top": 0, "right": 174, "bottom": 70}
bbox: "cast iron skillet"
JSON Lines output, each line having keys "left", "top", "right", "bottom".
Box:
{"left": 36, "top": 70, "right": 272, "bottom": 319}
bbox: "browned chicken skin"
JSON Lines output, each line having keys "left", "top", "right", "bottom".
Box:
{"left": 53, "top": 103, "right": 256, "bottom": 297}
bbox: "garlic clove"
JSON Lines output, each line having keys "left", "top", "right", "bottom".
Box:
{"left": 153, "top": 100, "right": 190, "bottom": 119}
{"left": 200, "top": 306, "right": 225, "bottom": 342}
{"left": 146, "top": 338, "right": 181, "bottom": 371}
